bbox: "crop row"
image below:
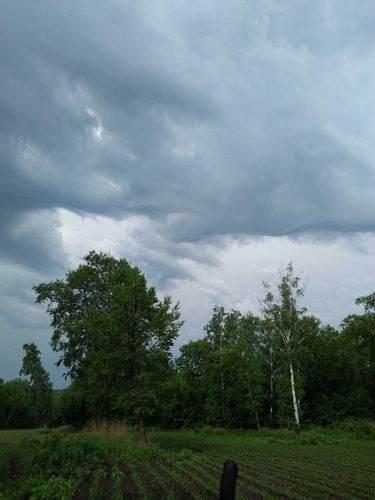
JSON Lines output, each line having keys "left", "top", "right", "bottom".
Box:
{"left": 71, "top": 460, "right": 222, "bottom": 499}
{"left": 203, "top": 447, "right": 374, "bottom": 499}
{"left": 194, "top": 440, "right": 375, "bottom": 476}
{"left": 205, "top": 442, "right": 375, "bottom": 489}
{"left": 44, "top": 441, "right": 375, "bottom": 499}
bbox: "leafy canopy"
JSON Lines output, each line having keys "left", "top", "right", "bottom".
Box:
{"left": 34, "top": 251, "right": 182, "bottom": 423}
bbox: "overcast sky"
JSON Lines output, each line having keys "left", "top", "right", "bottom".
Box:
{"left": 1, "top": 0, "right": 375, "bottom": 388}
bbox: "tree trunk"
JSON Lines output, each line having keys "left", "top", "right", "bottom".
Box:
{"left": 5, "top": 412, "right": 13, "bottom": 427}
{"left": 220, "top": 370, "right": 225, "bottom": 424}
{"left": 289, "top": 360, "right": 300, "bottom": 426}
{"left": 248, "top": 380, "right": 260, "bottom": 431}
{"left": 139, "top": 417, "right": 147, "bottom": 444}
{"left": 255, "top": 410, "right": 261, "bottom": 431}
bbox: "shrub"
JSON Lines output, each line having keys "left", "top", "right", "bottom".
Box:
{"left": 329, "top": 418, "right": 375, "bottom": 439}
{"left": 29, "top": 476, "right": 77, "bottom": 500}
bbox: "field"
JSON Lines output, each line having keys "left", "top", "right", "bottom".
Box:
{"left": 1, "top": 426, "right": 375, "bottom": 498}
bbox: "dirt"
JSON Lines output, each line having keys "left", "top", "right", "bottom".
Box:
{"left": 161, "top": 461, "right": 217, "bottom": 499}
{"left": 151, "top": 462, "right": 194, "bottom": 499}
{"left": 74, "top": 473, "right": 93, "bottom": 499}
{"left": 98, "top": 471, "right": 115, "bottom": 500}
{"left": 134, "top": 462, "right": 166, "bottom": 499}
{"left": 120, "top": 463, "right": 139, "bottom": 499}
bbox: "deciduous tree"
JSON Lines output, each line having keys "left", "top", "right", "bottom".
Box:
{"left": 34, "top": 251, "right": 182, "bottom": 441}
{"left": 261, "top": 263, "right": 307, "bottom": 426}
{"left": 20, "top": 343, "right": 52, "bottom": 427}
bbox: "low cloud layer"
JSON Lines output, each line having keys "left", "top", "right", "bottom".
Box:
{"left": 1, "top": 1, "right": 375, "bottom": 385}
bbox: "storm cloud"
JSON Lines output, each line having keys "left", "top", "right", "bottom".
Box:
{"left": 1, "top": 0, "right": 375, "bottom": 385}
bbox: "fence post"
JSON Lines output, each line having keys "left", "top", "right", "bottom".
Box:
{"left": 219, "top": 460, "right": 238, "bottom": 500}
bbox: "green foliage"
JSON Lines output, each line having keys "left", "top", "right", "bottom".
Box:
{"left": 29, "top": 476, "right": 78, "bottom": 500}
{"left": 111, "top": 465, "right": 125, "bottom": 500}
{"left": 341, "top": 295, "right": 375, "bottom": 411}
{"left": 54, "top": 382, "right": 89, "bottom": 428}
{"left": 34, "top": 251, "right": 182, "bottom": 435}
{"left": 5, "top": 257, "right": 375, "bottom": 434}
{"left": 329, "top": 418, "right": 375, "bottom": 439}
{"left": 0, "top": 429, "right": 200, "bottom": 498}
{"left": 88, "top": 467, "right": 106, "bottom": 499}
{"left": 176, "top": 308, "right": 264, "bottom": 429}
{"left": 172, "top": 267, "right": 375, "bottom": 429}
{"left": 0, "top": 378, "right": 33, "bottom": 429}
{"left": 261, "top": 263, "right": 309, "bottom": 426}
{"left": 177, "top": 339, "right": 212, "bottom": 426}
{"left": 20, "top": 343, "right": 53, "bottom": 427}
{"left": 0, "top": 446, "right": 14, "bottom": 482}
{"left": 2, "top": 427, "right": 375, "bottom": 498}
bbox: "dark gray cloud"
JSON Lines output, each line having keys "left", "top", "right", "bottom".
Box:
{"left": 1, "top": 0, "right": 375, "bottom": 384}
{"left": 1, "top": 0, "right": 375, "bottom": 265}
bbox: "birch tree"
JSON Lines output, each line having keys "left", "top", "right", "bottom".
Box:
{"left": 261, "top": 263, "right": 306, "bottom": 426}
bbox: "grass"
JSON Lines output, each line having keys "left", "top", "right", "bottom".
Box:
{"left": 1, "top": 425, "right": 375, "bottom": 498}
{"left": 0, "top": 427, "right": 68, "bottom": 444}
{"left": 83, "top": 421, "right": 134, "bottom": 440}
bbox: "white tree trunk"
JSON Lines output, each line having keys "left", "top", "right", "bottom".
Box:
{"left": 269, "top": 347, "right": 274, "bottom": 425}
{"left": 289, "top": 360, "right": 300, "bottom": 426}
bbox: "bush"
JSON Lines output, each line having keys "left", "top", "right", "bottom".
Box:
{"left": 0, "top": 447, "right": 12, "bottom": 482}
{"left": 329, "top": 418, "right": 375, "bottom": 439}
{"left": 198, "top": 426, "right": 226, "bottom": 435}
{"left": 29, "top": 476, "right": 77, "bottom": 500}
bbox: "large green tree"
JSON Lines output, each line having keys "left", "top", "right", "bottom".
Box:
{"left": 20, "top": 343, "right": 53, "bottom": 427}
{"left": 34, "top": 251, "right": 182, "bottom": 440}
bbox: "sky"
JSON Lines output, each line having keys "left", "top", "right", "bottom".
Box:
{"left": 1, "top": 0, "right": 375, "bottom": 388}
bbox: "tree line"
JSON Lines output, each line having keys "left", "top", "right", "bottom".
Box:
{"left": 1, "top": 251, "right": 374, "bottom": 435}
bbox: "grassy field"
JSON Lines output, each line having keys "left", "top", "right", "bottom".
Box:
{"left": 0, "top": 427, "right": 69, "bottom": 445}
{"left": 1, "top": 426, "right": 375, "bottom": 498}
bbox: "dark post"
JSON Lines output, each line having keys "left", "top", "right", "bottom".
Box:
{"left": 219, "top": 460, "right": 238, "bottom": 500}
